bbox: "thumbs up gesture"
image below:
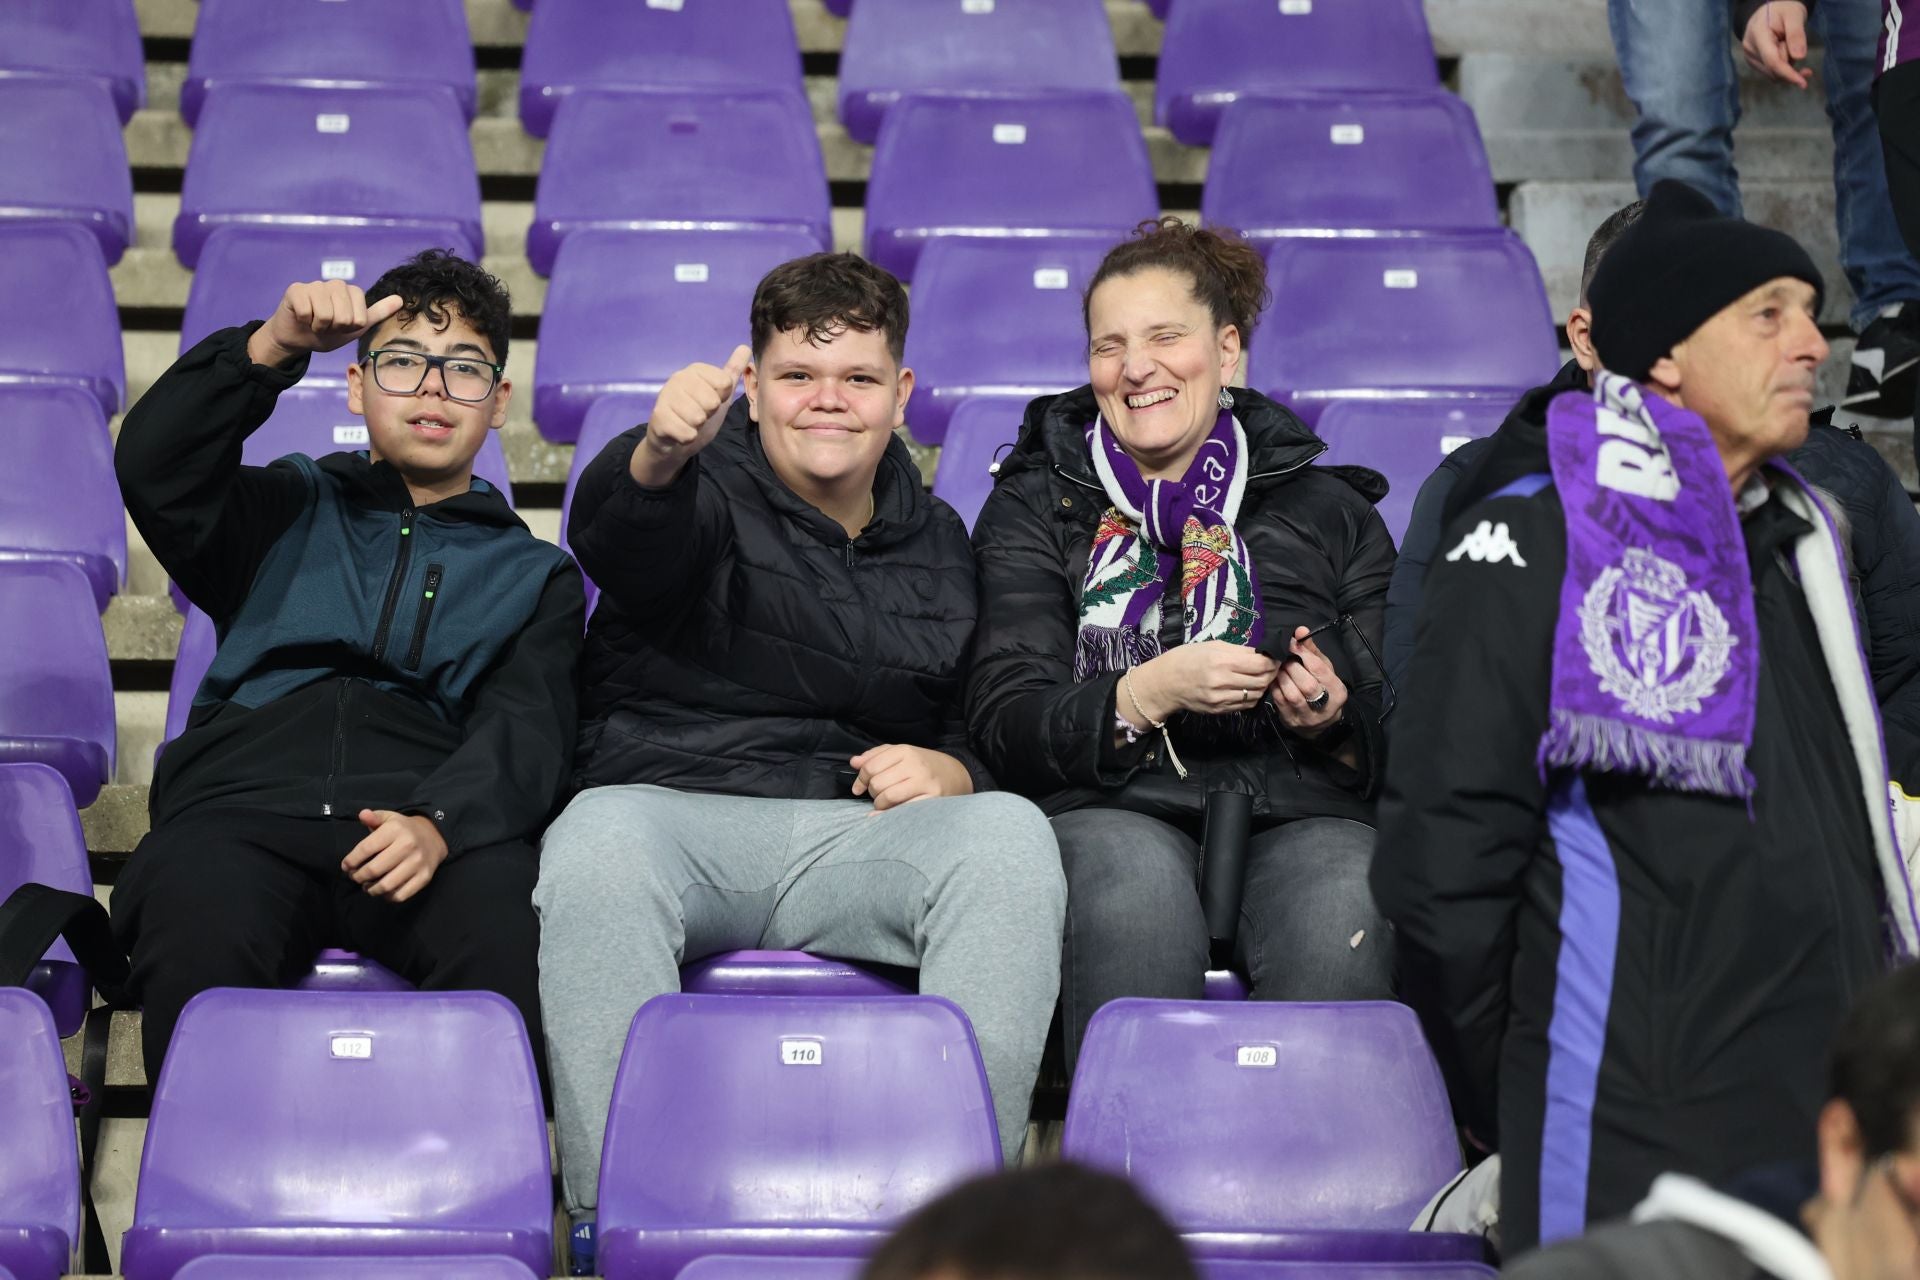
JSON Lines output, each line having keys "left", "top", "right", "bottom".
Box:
{"left": 247, "top": 279, "right": 406, "bottom": 369}
{"left": 631, "top": 344, "right": 751, "bottom": 486}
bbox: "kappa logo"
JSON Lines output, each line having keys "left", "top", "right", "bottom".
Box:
{"left": 1446, "top": 520, "right": 1527, "bottom": 567}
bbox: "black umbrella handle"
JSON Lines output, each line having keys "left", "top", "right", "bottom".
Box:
{"left": 1200, "top": 790, "right": 1253, "bottom": 970}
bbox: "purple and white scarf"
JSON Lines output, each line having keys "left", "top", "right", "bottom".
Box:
{"left": 1541, "top": 373, "right": 1759, "bottom": 796}
{"left": 1074, "top": 409, "right": 1264, "bottom": 679}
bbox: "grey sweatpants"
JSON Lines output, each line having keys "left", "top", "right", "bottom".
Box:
{"left": 534, "top": 784, "right": 1067, "bottom": 1212}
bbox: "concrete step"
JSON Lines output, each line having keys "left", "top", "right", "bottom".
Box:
{"left": 1460, "top": 52, "right": 1837, "bottom": 137}
{"left": 1509, "top": 179, "right": 1856, "bottom": 327}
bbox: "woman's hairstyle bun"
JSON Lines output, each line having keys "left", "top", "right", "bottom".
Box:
{"left": 1083, "top": 217, "right": 1271, "bottom": 343}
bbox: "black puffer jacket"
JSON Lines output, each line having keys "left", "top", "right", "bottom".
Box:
{"left": 966, "top": 385, "right": 1395, "bottom": 823}
{"left": 569, "top": 397, "right": 990, "bottom": 797}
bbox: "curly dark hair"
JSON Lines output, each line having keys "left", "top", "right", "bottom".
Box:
{"left": 1830, "top": 962, "right": 1920, "bottom": 1162}
{"left": 750, "top": 251, "right": 909, "bottom": 364}
{"left": 1084, "top": 216, "right": 1271, "bottom": 345}
{"left": 356, "top": 248, "right": 512, "bottom": 365}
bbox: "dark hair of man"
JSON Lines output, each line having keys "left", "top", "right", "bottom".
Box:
{"left": 355, "top": 248, "right": 513, "bottom": 365}
{"left": 1083, "top": 216, "right": 1272, "bottom": 345}
{"left": 860, "top": 1163, "right": 1199, "bottom": 1280}
{"left": 1579, "top": 200, "right": 1648, "bottom": 306}
{"left": 749, "top": 251, "right": 910, "bottom": 365}
{"left": 1829, "top": 961, "right": 1920, "bottom": 1162}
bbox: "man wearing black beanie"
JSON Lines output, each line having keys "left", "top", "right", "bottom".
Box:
{"left": 1376, "top": 180, "right": 1917, "bottom": 1258}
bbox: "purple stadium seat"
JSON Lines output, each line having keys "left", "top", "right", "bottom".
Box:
{"left": 177, "top": 1258, "right": 537, "bottom": 1280}
{"left": 535, "top": 228, "right": 817, "bottom": 442}
{"left": 1156, "top": 0, "right": 1438, "bottom": 145}
{"left": 1251, "top": 232, "right": 1557, "bottom": 426}
{"left": 1, "top": 0, "right": 145, "bottom": 123}
{"left": 1202, "top": 93, "right": 1499, "bottom": 241}
{"left": 162, "top": 607, "right": 215, "bottom": 747}
{"left": 679, "top": 951, "right": 912, "bottom": 997}
{"left": 182, "top": 0, "right": 475, "bottom": 127}
{"left": 838, "top": 0, "right": 1120, "bottom": 144}
{"left": 1314, "top": 398, "right": 1512, "bottom": 545}
{"left": 1203, "top": 969, "right": 1249, "bottom": 1001}
{"left": 1063, "top": 1000, "right": 1480, "bottom": 1265}
{"left": 676, "top": 1259, "right": 864, "bottom": 1280}
{"left": 560, "top": 393, "right": 658, "bottom": 612}
{"left": 121, "top": 990, "right": 552, "bottom": 1280}
{"left": 1202, "top": 1264, "right": 1496, "bottom": 1279}
{"left": 0, "top": 764, "right": 94, "bottom": 1039}
{"left": 866, "top": 91, "right": 1158, "bottom": 283}
{"left": 0, "top": 989, "right": 78, "bottom": 1280}
{"left": 294, "top": 951, "right": 412, "bottom": 994}
{"left": 0, "top": 222, "right": 124, "bottom": 415}
{"left": 930, "top": 396, "right": 1024, "bottom": 531}
{"left": 174, "top": 83, "right": 482, "bottom": 270}
{"left": 182, "top": 226, "right": 482, "bottom": 386}
{"left": 905, "top": 239, "right": 1110, "bottom": 445}
{"left": 0, "top": 386, "right": 125, "bottom": 612}
{"left": 0, "top": 563, "right": 112, "bottom": 808}
{"left": 529, "top": 87, "right": 830, "bottom": 277}
{"left": 518, "top": 0, "right": 802, "bottom": 138}
{"left": 0, "top": 76, "right": 133, "bottom": 263}
{"left": 597, "top": 994, "right": 1001, "bottom": 1279}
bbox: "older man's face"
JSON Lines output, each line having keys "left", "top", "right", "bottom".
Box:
{"left": 1660, "top": 277, "right": 1827, "bottom": 482}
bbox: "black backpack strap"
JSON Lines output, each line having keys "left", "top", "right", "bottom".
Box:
{"left": 0, "top": 881, "right": 129, "bottom": 1002}
{"left": 0, "top": 882, "right": 131, "bottom": 1274}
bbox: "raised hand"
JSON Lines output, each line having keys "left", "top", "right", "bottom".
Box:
{"left": 1125, "top": 640, "right": 1279, "bottom": 725}
{"left": 248, "top": 280, "right": 405, "bottom": 368}
{"left": 631, "top": 344, "right": 752, "bottom": 486}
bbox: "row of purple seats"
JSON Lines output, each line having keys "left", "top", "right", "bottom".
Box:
{"left": 516, "top": 0, "right": 1434, "bottom": 150}
{"left": 0, "top": 988, "right": 78, "bottom": 1280}
{"left": 1316, "top": 400, "right": 1511, "bottom": 544}
{"left": 0, "top": 75, "right": 133, "bottom": 263}
{"left": 0, "top": 765, "right": 96, "bottom": 1039}
{"left": 2, "top": 0, "right": 144, "bottom": 123}
{"left": 181, "top": 0, "right": 477, "bottom": 126}
{"left": 174, "top": 83, "right": 482, "bottom": 269}
{"left": 73, "top": 986, "right": 1475, "bottom": 1278}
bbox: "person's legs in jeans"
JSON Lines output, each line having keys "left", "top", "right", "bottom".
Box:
{"left": 1608, "top": 0, "right": 1743, "bottom": 215}
{"left": 341, "top": 837, "right": 547, "bottom": 1092}
{"left": 534, "top": 784, "right": 799, "bottom": 1214}
{"left": 762, "top": 791, "right": 1066, "bottom": 1167}
{"left": 1238, "top": 816, "right": 1393, "bottom": 1002}
{"left": 1052, "top": 808, "right": 1208, "bottom": 1075}
{"left": 1816, "top": 0, "right": 1920, "bottom": 333}
{"left": 109, "top": 811, "right": 331, "bottom": 1082}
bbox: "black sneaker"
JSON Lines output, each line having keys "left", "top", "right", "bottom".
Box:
{"left": 1844, "top": 304, "right": 1920, "bottom": 417}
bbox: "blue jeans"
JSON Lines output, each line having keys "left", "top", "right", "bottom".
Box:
{"left": 1609, "top": 0, "right": 1920, "bottom": 330}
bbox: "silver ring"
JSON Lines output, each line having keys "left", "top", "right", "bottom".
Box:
{"left": 1307, "top": 688, "right": 1331, "bottom": 712}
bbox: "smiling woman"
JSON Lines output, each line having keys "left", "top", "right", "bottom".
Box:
{"left": 965, "top": 218, "right": 1401, "bottom": 1070}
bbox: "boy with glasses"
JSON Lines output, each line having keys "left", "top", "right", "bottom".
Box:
{"left": 113, "top": 249, "right": 582, "bottom": 1081}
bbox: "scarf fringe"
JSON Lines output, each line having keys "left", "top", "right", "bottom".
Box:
{"left": 1074, "top": 626, "right": 1162, "bottom": 683}
{"left": 1539, "top": 710, "right": 1755, "bottom": 799}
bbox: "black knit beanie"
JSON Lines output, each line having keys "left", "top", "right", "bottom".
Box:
{"left": 1587, "top": 179, "right": 1824, "bottom": 382}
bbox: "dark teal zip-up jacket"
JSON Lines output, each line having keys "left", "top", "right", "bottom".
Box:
{"left": 118, "top": 323, "right": 584, "bottom": 853}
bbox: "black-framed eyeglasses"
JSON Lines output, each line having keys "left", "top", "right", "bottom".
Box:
{"left": 1875, "top": 1154, "right": 1920, "bottom": 1233}
{"left": 362, "top": 348, "right": 504, "bottom": 403}
{"left": 1303, "top": 612, "right": 1397, "bottom": 722}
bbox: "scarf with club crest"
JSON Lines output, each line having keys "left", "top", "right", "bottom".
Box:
{"left": 1074, "top": 408, "right": 1264, "bottom": 679}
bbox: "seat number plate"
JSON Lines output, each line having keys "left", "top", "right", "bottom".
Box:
{"left": 781, "top": 1038, "right": 824, "bottom": 1066}
{"left": 1236, "top": 1045, "right": 1278, "bottom": 1068}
